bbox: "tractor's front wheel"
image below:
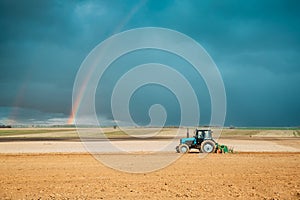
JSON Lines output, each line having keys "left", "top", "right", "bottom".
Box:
{"left": 178, "top": 144, "right": 189, "bottom": 153}
{"left": 201, "top": 140, "right": 216, "bottom": 153}
{"left": 175, "top": 146, "right": 180, "bottom": 153}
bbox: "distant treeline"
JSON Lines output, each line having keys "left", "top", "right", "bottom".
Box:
{"left": 0, "top": 125, "right": 12, "bottom": 128}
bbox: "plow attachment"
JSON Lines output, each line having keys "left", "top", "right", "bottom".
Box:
{"left": 215, "top": 144, "right": 234, "bottom": 153}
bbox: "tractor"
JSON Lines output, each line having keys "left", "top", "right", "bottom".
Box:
{"left": 176, "top": 129, "right": 217, "bottom": 153}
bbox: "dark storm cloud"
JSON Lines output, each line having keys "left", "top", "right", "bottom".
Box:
{"left": 0, "top": 0, "right": 100, "bottom": 114}
{"left": 0, "top": 0, "right": 150, "bottom": 121}
{"left": 0, "top": 0, "right": 299, "bottom": 126}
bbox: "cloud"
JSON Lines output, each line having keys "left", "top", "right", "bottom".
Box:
{"left": 0, "top": 106, "right": 117, "bottom": 126}
{"left": 0, "top": 106, "right": 68, "bottom": 125}
{"left": 0, "top": 0, "right": 299, "bottom": 126}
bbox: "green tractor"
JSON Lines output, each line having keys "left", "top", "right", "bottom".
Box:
{"left": 176, "top": 129, "right": 218, "bottom": 153}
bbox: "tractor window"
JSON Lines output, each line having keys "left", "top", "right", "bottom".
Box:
{"left": 198, "top": 131, "right": 204, "bottom": 139}
{"left": 204, "top": 131, "right": 212, "bottom": 139}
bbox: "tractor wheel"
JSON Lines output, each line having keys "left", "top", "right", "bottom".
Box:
{"left": 175, "top": 146, "right": 180, "bottom": 153}
{"left": 178, "top": 144, "right": 189, "bottom": 153}
{"left": 201, "top": 140, "right": 216, "bottom": 153}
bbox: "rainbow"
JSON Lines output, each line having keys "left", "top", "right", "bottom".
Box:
{"left": 67, "top": 62, "right": 96, "bottom": 125}
{"left": 68, "top": 0, "right": 147, "bottom": 125}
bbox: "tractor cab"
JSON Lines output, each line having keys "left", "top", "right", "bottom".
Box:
{"left": 195, "top": 129, "right": 213, "bottom": 143}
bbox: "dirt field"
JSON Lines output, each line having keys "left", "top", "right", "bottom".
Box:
{"left": 0, "top": 153, "right": 299, "bottom": 200}
{"left": 0, "top": 128, "right": 299, "bottom": 199}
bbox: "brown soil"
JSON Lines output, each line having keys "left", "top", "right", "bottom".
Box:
{"left": 0, "top": 153, "right": 299, "bottom": 199}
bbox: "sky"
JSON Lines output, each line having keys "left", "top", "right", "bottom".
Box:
{"left": 0, "top": 0, "right": 299, "bottom": 127}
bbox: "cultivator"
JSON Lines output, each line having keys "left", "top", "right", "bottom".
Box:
{"left": 175, "top": 129, "right": 234, "bottom": 154}
{"left": 215, "top": 143, "right": 234, "bottom": 153}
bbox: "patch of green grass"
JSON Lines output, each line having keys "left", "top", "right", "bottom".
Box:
{"left": 104, "top": 131, "right": 127, "bottom": 137}
{"left": 0, "top": 129, "right": 76, "bottom": 136}
{"left": 103, "top": 129, "right": 169, "bottom": 137}
{"left": 221, "top": 129, "right": 260, "bottom": 136}
{"left": 293, "top": 131, "right": 300, "bottom": 137}
{"left": 0, "top": 129, "right": 157, "bottom": 138}
{"left": 238, "top": 127, "right": 300, "bottom": 130}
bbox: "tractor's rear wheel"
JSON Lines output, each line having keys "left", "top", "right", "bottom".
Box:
{"left": 178, "top": 144, "right": 189, "bottom": 153}
{"left": 201, "top": 140, "right": 216, "bottom": 153}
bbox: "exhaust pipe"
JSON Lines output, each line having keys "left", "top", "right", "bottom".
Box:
{"left": 187, "top": 128, "right": 189, "bottom": 138}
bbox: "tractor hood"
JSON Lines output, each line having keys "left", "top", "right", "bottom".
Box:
{"left": 180, "top": 137, "right": 195, "bottom": 144}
